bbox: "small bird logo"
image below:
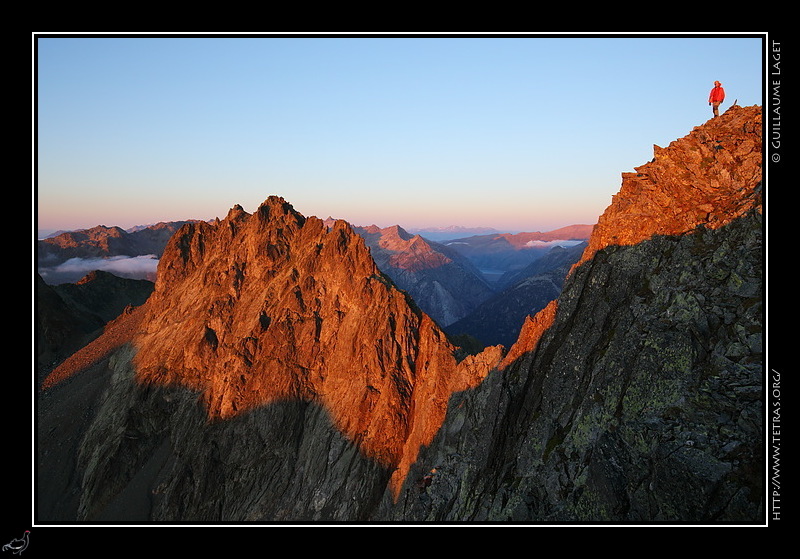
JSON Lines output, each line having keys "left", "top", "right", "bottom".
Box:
{"left": 2, "top": 531, "right": 29, "bottom": 555}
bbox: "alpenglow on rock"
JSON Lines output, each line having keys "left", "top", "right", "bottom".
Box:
{"left": 39, "top": 196, "right": 504, "bottom": 521}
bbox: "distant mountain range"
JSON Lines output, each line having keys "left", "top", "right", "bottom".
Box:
{"left": 38, "top": 222, "right": 198, "bottom": 259}
{"left": 406, "top": 225, "right": 504, "bottom": 241}
{"left": 351, "top": 223, "right": 494, "bottom": 327}
{"left": 37, "top": 221, "right": 199, "bottom": 284}
{"left": 440, "top": 225, "right": 593, "bottom": 284}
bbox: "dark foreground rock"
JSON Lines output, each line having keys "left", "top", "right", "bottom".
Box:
{"left": 386, "top": 210, "right": 763, "bottom": 522}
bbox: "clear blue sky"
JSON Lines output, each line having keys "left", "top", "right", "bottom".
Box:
{"left": 35, "top": 33, "right": 765, "bottom": 235}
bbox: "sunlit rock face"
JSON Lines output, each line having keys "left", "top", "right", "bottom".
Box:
{"left": 576, "top": 104, "right": 763, "bottom": 270}
{"left": 41, "top": 195, "right": 503, "bottom": 521}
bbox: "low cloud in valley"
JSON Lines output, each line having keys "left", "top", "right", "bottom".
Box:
{"left": 39, "top": 255, "right": 159, "bottom": 285}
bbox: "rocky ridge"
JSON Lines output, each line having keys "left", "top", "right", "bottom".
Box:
{"left": 576, "top": 104, "right": 762, "bottom": 269}
{"left": 506, "top": 104, "right": 764, "bottom": 364}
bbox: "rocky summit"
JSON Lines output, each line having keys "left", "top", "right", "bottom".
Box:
{"left": 576, "top": 104, "right": 762, "bottom": 269}
{"left": 39, "top": 196, "right": 503, "bottom": 521}
{"left": 37, "top": 105, "right": 764, "bottom": 523}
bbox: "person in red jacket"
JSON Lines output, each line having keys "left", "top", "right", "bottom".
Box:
{"left": 708, "top": 80, "right": 725, "bottom": 117}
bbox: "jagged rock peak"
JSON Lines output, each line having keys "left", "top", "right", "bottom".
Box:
{"left": 224, "top": 203, "right": 250, "bottom": 221}
{"left": 71, "top": 194, "right": 504, "bottom": 496}
{"left": 154, "top": 196, "right": 376, "bottom": 293}
{"left": 382, "top": 224, "right": 413, "bottom": 241}
{"left": 255, "top": 195, "right": 298, "bottom": 217}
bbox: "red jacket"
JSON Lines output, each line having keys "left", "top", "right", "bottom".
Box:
{"left": 709, "top": 85, "right": 725, "bottom": 103}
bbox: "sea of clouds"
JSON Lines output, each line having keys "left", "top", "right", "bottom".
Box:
{"left": 38, "top": 255, "right": 159, "bottom": 285}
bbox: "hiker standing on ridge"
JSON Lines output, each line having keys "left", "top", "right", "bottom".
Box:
{"left": 708, "top": 80, "right": 725, "bottom": 117}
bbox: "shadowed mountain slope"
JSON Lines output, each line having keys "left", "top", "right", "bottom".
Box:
{"left": 446, "top": 242, "right": 586, "bottom": 348}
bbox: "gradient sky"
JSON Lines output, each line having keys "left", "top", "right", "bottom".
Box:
{"left": 35, "top": 33, "right": 765, "bottom": 235}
